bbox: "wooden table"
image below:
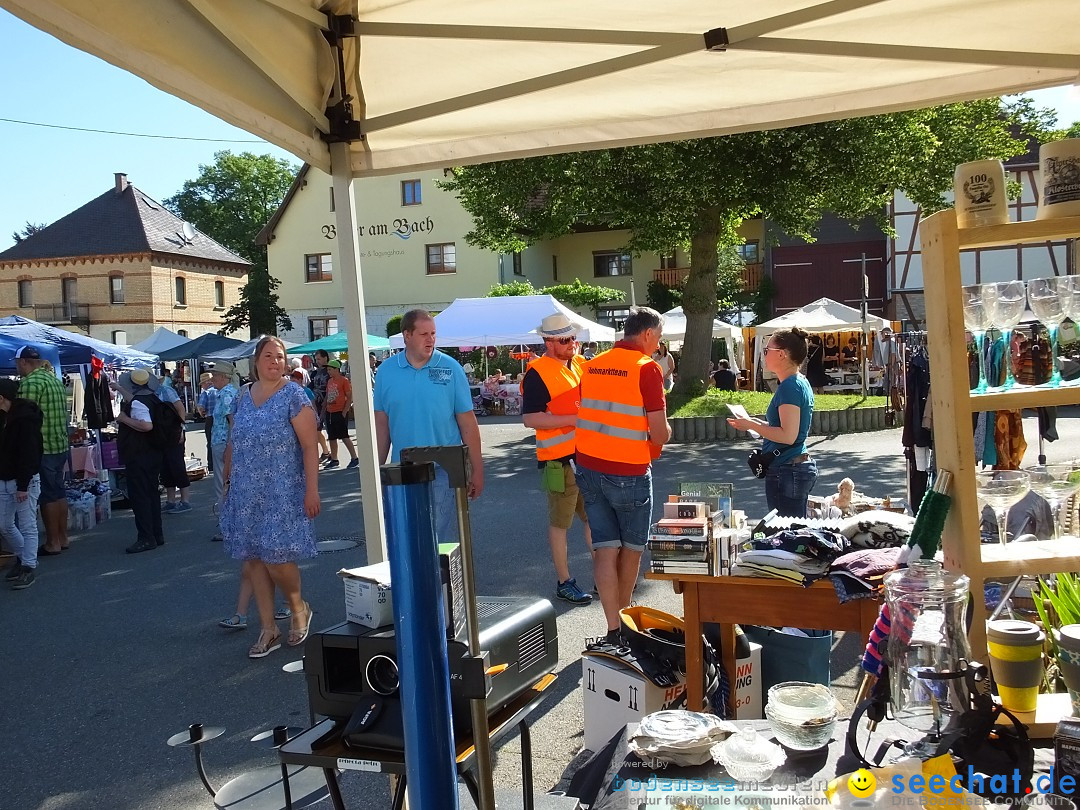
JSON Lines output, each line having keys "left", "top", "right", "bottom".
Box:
{"left": 644, "top": 574, "right": 882, "bottom": 709}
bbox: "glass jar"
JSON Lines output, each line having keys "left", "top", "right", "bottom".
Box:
{"left": 884, "top": 560, "right": 971, "bottom": 743}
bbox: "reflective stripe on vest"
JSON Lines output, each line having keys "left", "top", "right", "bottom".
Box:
{"left": 533, "top": 355, "right": 582, "bottom": 461}
{"left": 576, "top": 347, "right": 652, "bottom": 465}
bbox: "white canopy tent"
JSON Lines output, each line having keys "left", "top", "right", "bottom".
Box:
{"left": 389, "top": 295, "right": 616, "bottom": 349}
{"left": 661, "top": 306, "right": 743, "bottom": 371}
{"left": 130, "top": 327, "right": 188, "bottom": 355}
{"left": 9, "top": 0, "right": 1077, "bottom": 566}
{"left": 751, "top": 297, "right": 891, "bottom": 389}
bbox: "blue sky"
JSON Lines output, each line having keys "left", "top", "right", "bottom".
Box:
{"left": 2, "top": 7, "right": 1079, "bottom": 252}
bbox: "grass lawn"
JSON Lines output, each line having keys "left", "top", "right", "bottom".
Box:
{"left": 667, "top": 388, "right": 887, "bottom": 418}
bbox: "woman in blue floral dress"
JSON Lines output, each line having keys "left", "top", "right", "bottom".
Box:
{"left": 222, "top": 336, "right": 321, "bottom": 658}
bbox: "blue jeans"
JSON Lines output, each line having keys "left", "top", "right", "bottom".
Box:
{"left": 0, "top": 476, "right": 41, "bottom": 568}
{"left": 765, "top": 456, "right": 818, "bottom": 518}
{"left": 575, "top": 466, "right": 652, "bottom": 551}
{"left": 432, "top": 465, "right": 458, "bottom": 546}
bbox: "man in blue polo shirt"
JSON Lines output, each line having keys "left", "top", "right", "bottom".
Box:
{"left": 373, "top": 309, "right": 484, "bottom": 543}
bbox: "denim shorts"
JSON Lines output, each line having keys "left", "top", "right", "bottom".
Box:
{"left": 575, "top": 466, "right": 652, "bottom": 551}
{"left": 39, "top": 451, "right": 69, "bottom": 505}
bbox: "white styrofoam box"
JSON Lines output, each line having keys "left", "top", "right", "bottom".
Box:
{"left": 733, "top": 641, "right": 763, "bottom": 720}
{"left": 581, "top": 655, "right": 686, "bottom": 752}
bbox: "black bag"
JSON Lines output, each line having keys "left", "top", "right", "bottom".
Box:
{"left": 747, "top": 447, "right": 781, "bottom": 479}
{"left": 136, "top": 393, "right": 183, "bottom": 449}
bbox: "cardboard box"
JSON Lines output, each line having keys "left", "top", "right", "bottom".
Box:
{"left": 340, "top": 542, "right": 465, "bottom": 639}
{"left": 581, "top": 655, "right": 686, "bottom": 752}
{"left": 663, "top": 501, "right": 708, "bottom": 519}
{"left": 733, "top": 641, "right": 763, "bottom": 720}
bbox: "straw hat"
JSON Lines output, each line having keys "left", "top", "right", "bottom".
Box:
{"left": 537, "top": 313, "right": 577, "bottom": 338}
{"left": 121, "top": 368, "right": 160, "bottom": 392}
{"left": 199, "top": 372, "right": 213, "bottom": 384}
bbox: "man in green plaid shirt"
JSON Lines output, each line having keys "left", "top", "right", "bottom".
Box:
{"left": 16, "top": 346, "right": 69, "bottom": 555}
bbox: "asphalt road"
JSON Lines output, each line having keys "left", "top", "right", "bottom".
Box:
{"left": 5, "top": 410, "right": 1078, "bottom": 809}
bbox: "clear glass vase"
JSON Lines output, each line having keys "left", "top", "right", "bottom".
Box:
{"left": 885, "top": 560, "right": 972, "bottom": 754}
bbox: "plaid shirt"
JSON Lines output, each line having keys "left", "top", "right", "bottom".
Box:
{"left": 19, "top": 366, "right": 69, "bottom": 455}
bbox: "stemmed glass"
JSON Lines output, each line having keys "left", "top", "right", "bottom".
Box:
{"left": 983, "top": 281, "right": 1027, "bottom": 391}
{"left": 1061, "top": 277, "right": 1080, "bottom": 387}
{"left": 962, "top": 284, "right": 992, "bottom": 393}
{"left": 1028, "top": 278, "right": 1066, "bottom": 387}
{"left": 975, "top": 470, "right": 1031, "bottom": 546}
{"left": 1024, "top": 463, "right": 1080, "bottom": 541}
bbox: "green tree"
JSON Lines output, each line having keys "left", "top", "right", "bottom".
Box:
{"left": 441, "top": 98, "right": 1054, "bottom": 394}
{"left": 386, "top": 314, "right": 403, "bottom": 336}
{"left": 164, "top": 151, "right": 298, "bottom": 336}
{"left": 11, "top": 222, "right": 47, "bottom": 244}
{"left": 487, "top": 278, "right": 622, "bottom": 310}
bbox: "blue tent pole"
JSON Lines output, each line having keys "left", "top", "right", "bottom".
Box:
{"left": 380, "top": 461, "right": 458, "bottom": 810}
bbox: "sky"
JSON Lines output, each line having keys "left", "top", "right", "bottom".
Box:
{"left": 2, "top": 8, "right": 1080, "bottom": 253}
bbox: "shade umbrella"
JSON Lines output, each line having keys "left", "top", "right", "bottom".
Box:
{"left": 288, "top": 332, "right": 389, "bottom": 354}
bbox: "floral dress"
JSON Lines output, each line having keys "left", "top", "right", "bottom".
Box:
{"left": 222, "top": 382, "right": 318, "bottom": 564}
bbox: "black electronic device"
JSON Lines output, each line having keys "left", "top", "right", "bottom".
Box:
{"left": 303, "top": 596, "right": 558, "bottom": 750}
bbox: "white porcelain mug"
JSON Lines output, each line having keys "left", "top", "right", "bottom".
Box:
{"left": 1037, "top": 138, "right": 1080, "bottom": 219}
{"left": 954, "top": 159, "right": 1008, "bottom": 227}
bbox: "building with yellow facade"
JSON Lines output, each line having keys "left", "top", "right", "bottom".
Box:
{"left": 0, "top": 174, "right": 248, "bottom": 346}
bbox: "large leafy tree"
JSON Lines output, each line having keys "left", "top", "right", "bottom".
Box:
{"left": 11, "top": 222, "right": 47, "bottom": 244}
{"left": 442, "top": 98, "right": 1054, "bottom": 394}
{"left": 488, "top": 278, "right": 622, "bottom": 310}
{"left": 165, "top": 151, "right": 298, "bottom": 336}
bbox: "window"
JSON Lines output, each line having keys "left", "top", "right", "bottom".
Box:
{"left": 660, "top": 250, "right": 678, "bottom": 270}
{"left": 593, "top": 251, "right": 632, "bottom": 277}
{"left": 552, "top": 256, "right": 558, "bottom": 281}
{"left": 178, "top": 329, "right": 189, "bottom": 338}
{"left": 426, "top": 243, "right": 456, "bottom": 274}
{"left": 112, "top": 330, "right": 127, "bottom": 346}
{"left": 309, "top": 317, "right": 339, "bottom": 341}
{"left": 214, "top": 280, "right": 225, "bottom": 308}
{"left": 17, "top": 280, "right": 31, "bottom": 308}
{"left": 512, "top": 252, "right": 523, "bottom": 275}
{"left": 305, "top": 253, "right": 333, "bottom": 283}
{"left": 174, "top": 276, "right": 187, "bottom": 305}
{"left": 109, "top": 275, "right": 125, "bottom": 304}
{"left": 62, "top": 277, "right": 77, "bottom": 304}
{"left": 737, "top": 241, "right": 760, "bottom": 263}
{"left": 596, "top": 306, "right": 631, "bottom": 331}
{"left": 401, "top": 179, "right": 422, "bottom": 206}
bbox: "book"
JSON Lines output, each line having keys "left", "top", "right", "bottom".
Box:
{"left": 663, "top": 501, "right": 708, "bottom": 519}
{"left": 650, "top": 523, "right": 708, "bottom": 537}
{"left": 648, "top": 537, "right": 709, "bottom": 551}
{"left": 650, "top": 561, "right": 711, "bottom": 575}
{"left": 680, "top": 482, "right": 735, "bottom": 516}
{"left": 649, "top": 547, "right": 709, "bottom": 562}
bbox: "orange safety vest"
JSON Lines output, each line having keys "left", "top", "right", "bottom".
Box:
{"left": 576, "top": 348, "right": 652, "bottom": 465}
{"left": 531, "top": 355, "right": 582, "bottom": 461}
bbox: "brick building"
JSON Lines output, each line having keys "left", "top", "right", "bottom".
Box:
{"left": 0, "top": 173, "right": 249, "bottom": 345}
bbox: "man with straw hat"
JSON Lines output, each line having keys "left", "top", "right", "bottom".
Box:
{"left": 521, "top": 313, "right": 593, "bottom": 605}
{"left": 196, "top": 371, "right": 217, "bottom": 473}
{"left": 207, "top": 361, "right": 240, "bottom": 542}
{"left": 114, "top": 368, "right": 166, "bottom": 553}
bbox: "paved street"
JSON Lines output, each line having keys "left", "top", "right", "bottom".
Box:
{"left": 4, "top": 410, "right": 1079, "bottom": 809}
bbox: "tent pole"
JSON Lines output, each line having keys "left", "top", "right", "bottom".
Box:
{"left": 330, "top": 141, "right": 388, "bottom": 562}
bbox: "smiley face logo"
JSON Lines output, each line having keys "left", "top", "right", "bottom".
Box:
{"left": 848, "top": 769, "right": 876, "bottom": 797}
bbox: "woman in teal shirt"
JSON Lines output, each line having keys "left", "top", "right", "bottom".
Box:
{"left": 728, "top": 327, "right": 817, "bottom": 516}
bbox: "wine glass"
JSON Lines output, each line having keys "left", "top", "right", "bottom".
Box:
{"left": 982, "top": 281, "right": 1026, "bottom": 391}
{"left": 975, "top": 470, "right": 1031, "bottom": 545}
{"left": 962, "top": 284, "right": 992, "bottom": 393}
{"left": 1028, "top": 278, "right": 1067, "bottom": 387}
{"left": 1025, "top": 464, "right": 1080, "bottom": 541}
{"left": 1061, "top": 277, "right": 1080, "bottom": 387}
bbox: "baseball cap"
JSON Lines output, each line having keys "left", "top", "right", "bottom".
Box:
{"left": 290, "top": 369, "right": 304, "bottom": 380}
{"left": 328, "top": 359, "right": 342, "bottom": 369}
{"left": 15, "top": 345, "right": 40, "bottom": 360}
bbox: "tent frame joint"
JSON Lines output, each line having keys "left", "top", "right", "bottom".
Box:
{"left": 321, "top": 13, "right": 364, "bottom": 144}
{"left": 704, "top": 28, "right": 729, "bottom": 52}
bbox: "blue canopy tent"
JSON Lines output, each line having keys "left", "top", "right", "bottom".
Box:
{"left": 0, "top": 334, "right": 65, "bottom": 377}
{"left": 202, "top": 336, "right": 299, "bottom": 363}
{"left": 288, "top": 332, "right": 389, "bottom": 354}
{"left": 0, "top": 316, "right": 155, "bottom": 368}
{"left": 131, "top": 326, "right": 188, "bottom": 355}
{"left": 156, "top": 333, "right": 243, "bottom": 362}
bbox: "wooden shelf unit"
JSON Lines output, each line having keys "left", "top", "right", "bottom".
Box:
{"left": 919, "top": 208, "right": 1080, "bottom": 736}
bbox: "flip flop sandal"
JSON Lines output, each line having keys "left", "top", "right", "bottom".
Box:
{"left": 249, "top": 631, "right": 282, "bottom": 659}
{"left": 274, "top": 607, "right": 292, "bottom": 620}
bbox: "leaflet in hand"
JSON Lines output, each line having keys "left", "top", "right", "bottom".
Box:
{"left": 726, "top": 403, "right": 760, "bottom": 439}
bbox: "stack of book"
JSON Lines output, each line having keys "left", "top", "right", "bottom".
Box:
{"left": 648, "top": 508, "right": 711, "bottom": 575}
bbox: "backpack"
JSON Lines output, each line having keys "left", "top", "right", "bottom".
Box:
{"left": 134, "top": 393, "right": 184, "bottom": 449}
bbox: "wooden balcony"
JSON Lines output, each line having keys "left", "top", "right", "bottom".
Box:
{"left": 651, "top": 262, "right": 764, "bottom": 291}
{"left": 36, "top": 302, "right": 90, "bottom": 330}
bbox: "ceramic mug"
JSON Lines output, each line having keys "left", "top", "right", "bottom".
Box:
{"left": 954, "top": 159, "right": 1008, "bottom": 227}
{"left": 1037, "top": 138, "right": 1080, "bottom": 220}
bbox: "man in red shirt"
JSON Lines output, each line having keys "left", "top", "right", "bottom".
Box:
{"left": 575, "top": 307, "right": 671, "bottom": 648}
{"left": 323, "top": 360, "right": 358, "bottom": 469}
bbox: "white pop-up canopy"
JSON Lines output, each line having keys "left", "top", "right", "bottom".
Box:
{"left": 752, "top": 297, "right": 891, "bottom": 388}
{"left": 11, "top": 0, "right": 1076, "bottom": 563}
{"left": 389, "top": 295, "right": 616, "bottom": 349}
{"left": 662, "top": 306, "right": 743, "bottom": 371}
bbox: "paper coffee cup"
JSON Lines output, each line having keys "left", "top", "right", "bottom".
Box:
{"left": 987, "top": 619, "right": 1044, "bottom": 713}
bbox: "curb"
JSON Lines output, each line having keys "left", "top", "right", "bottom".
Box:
{"left": 669, "top": 406, "right": 902, "bottom": 443}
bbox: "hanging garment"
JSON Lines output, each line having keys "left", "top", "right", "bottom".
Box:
{"left": 83, "top": 370, "right": 116, "bottom": 429}
{"left": 992, "top": 410, "right": 1026, "bottom": 470}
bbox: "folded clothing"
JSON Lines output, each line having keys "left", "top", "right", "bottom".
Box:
{"left": 729, "top": 561, "right": 819, "bottom": 587}
{"left": 737, "top": 549, "right": 830, "bottom": 576}
{"left": 829, "top": 546, "right": 902, "bottom": 579}
{"left": 748, "top": 527, "right": 849, "bottom": 561}
{"left": 839, "top": 510, "right": 914, "bottom": 548}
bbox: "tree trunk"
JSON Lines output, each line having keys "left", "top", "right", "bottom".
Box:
{"left": 671, "top": 208, "right": 722, "bottom": 396}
